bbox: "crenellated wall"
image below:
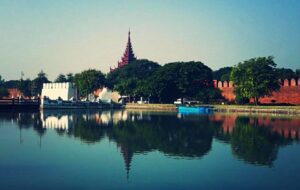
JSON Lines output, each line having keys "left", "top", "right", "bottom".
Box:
{"left": 41, "top": 82, "right": 78, "bottom": 101}
{"left": 213, "top": 78, "right": 300, "bottom": 105}
{"left": 213, "top": 80, "right": 236, "bottom": 101}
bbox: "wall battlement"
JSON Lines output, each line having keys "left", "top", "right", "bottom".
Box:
{"left": 43, "top": 82, "right": 76, "bottom": 90}
{"left": 41, "top": 82, "right": 77, "bottom": 101}
{"left": 214, "top": 78, "right": 300, "bottom": 88}
{"left": 213, "top": 78, "right": 300, "bottom": 105}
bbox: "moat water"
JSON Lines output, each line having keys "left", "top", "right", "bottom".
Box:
{"left": 1, "top": 110, "right": 300, "bottom": 189}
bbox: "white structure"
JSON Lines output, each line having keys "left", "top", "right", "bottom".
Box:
{"left": 41, "top": 82, "right": 78, "bottom": 101}
{"left": 98, "top": 87, "right": 112, "bottom": 103}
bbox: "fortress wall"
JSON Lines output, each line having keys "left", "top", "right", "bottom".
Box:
{"left": 41, "top": 82, "right": 77, "bottom": 101}
{"left": 214, "top": 78, "right": 300, "bottom": 105}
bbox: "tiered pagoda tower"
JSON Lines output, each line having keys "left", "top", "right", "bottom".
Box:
{"left": 110, "top": 31, "right": 137, "bottom": 71}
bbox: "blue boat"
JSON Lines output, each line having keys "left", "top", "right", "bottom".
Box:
{"left": 178, "top": 105, "right": 214, "bottom": 114}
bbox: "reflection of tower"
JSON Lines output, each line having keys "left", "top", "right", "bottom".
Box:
{"left": 38, "top": 134, "right": 42, "bottom": 148}
{"left": 34, "top": 122, "right": 46, "bottom": 149}
{"left": 19, "top": 127, "right": 23, "bottom": 144}
{"left": 119, "top": 144, "right": 134, "bottom": 180}
{"left": 18, "top": 113, "right": 24, "bottom": 144}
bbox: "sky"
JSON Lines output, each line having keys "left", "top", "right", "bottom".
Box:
{"left": 0, "top": 0, "right": 299, "bottom": 80}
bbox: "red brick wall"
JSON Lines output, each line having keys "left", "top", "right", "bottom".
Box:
{"left": 213, "top": 78, "right": 300, "bottom": 105}
{"left": 7, "top": 88, "right": 23, "bottom": 98}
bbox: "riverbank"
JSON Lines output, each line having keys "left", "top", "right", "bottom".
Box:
{"left": 125, "top": 103, "right": 300, "bottom": 115}
{"left": 214, "top": 105, "right": 300, "bottom": 115}
{"left": 125, "top": 103, "right": 177, "bottom": 111}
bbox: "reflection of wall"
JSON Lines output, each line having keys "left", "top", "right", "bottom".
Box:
{"left": 254, "top": 117, "right": 300, "bottom": 139}
{"left": 89, "top": 110, "right": 128, "bottom": 125}
{"left": 82, "top": 110, "right": 152, "bottom": 125}
{"left": 212, "top": 114, "right": 237, "bottom": 133}
{"left": 211, "top": 114, "right": 300, "bottom": 139}
{"left": 41, "top": 114, "right": 71, "bottom": 130}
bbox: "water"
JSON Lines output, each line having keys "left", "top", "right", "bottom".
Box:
{"left": 0, "top": 110, "right": 300, "bottom": 189}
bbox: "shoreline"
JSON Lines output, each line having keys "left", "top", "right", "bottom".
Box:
{"left": 213, "top": 105, "right": 300, "bottom": 115}
{"left": 125, "top": 103, "right": 300, "bottom": 115}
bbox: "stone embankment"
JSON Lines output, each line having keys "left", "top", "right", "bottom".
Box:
{"left": 125, "top": 103, "right": 300, "bottom": 115}
{"left": 214, "top": 105, "right": 300, "bottom": 115}
{"left": 125, "top": 103, "right": 177, "bottom": 111}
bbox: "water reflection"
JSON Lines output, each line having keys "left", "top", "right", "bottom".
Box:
{"left": 212, "top": 114, "right": 299, "bottom": 166}
{"left": 1, "top": 110, "right": 300, "bottom": 178}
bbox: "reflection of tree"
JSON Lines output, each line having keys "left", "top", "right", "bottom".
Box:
{"left": 230, "top": 117, "right": 291, "bottom": 166}
{"left": 104, "top": 114, "right": 214, "bottom": 178}
{"left": 5, "top": 110, "right": 300, "bottom": 174}
{"left": 107, "top": 114, "right": 214, "bottom": 158}
{"left": 33, "top": 119, "right": 46, "bottom": 148}
{"left": 0, "top": 111, "right": 44, "bottom": 145}
{"left": 69, "top": 117, "right": 105, "bottom": 144}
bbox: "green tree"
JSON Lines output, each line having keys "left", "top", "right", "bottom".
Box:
{"left": 31, "top": 70, "right": 50, "bottom": 96}
{"left": 230, "top": 56, "right": 280, "bottom": 105}
{"left": 0, "top": 75, "right": 4, "bottom": 86}
{"left": 18, "top": 78, "right": 32, "bottom": 97}
{"left": 295, "top": 69, "right": 300, "bottom": 78}
{"left": 114, "top": 78, "right": 137, "bottom": 96}
{"left": 107, "top": 59, "right": 160, "bottom": 98}
{"left": 149, "top": 61, "right": 213, "bottom": 103}
{"left": 213, "top": 67, "right": 232, "bottom": 81}
{"left": 74, "top": 69, "right": 106, "bottom": 97}
{"left": 196, "top": 88, "right": 224, "bottom": 104}
{"left": 66, "top": 73, "right": 74, "bottom": 82}
{"left": 234, "top": 87, "right": 250, "bottom": 105}
{"left": 54, "top": 74, "right": 67, "bottom": 83}
{"left": 275, "top": 68, "right": 297, "bottom": 79}
{"left": 0, "top": 88, "right": 8, "bottom": 98}
{"left": 2, "top": 80, "right": 19, "bottom": 89}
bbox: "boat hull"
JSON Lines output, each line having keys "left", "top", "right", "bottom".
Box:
{"left": 178, "top": 106, "right": 213, "bottom": 114}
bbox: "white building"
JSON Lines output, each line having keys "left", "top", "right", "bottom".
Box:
{"left": 41, "top": 82, "right": 78, "bottom": 101}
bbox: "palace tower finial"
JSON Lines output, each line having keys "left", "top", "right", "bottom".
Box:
{"left": 110, "top": 31, "right": 137, "bottom": 72}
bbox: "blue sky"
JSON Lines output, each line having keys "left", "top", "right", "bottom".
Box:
{"left": 0, "top": 0, "right": 299, "bottom": 80}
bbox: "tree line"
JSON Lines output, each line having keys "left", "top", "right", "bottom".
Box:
{"left": 0, "top": 57, "right": 299, "bottom": 104}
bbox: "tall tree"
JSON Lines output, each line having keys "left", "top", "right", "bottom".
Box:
{"left": 66, "top": 73, "right": 74, "bottom": 82}
{"left": 296, "top": 69, "right": 300, "bottom": 78}
{"left": 0, "top": 75, "right": 8, "bottom": 98}
{"left": 213, "top": 67, "right": 233, "bottom": 81}
{"left": 107, "top": 59, "right": 160, "bottom": 86}
{"left": 0, "top": 75, "right": 4, "bottom": 86}
{"left": 0, "top": 88, "right": 8, "bottom": 98}
{"left": 107, "top": 59, "right": 160, "bottom": 97}
{"left": 74, "top": 69, "right": 106, "bottom": 97}
{"left": 18, "top": 78, "right": 32, "bottom": 97}
{"left": 149, "top": 61, "right": 213, "bottom": 103}
{"left": 230, "top": 56, "right": 280, "bottom": 105}
{"left": 275, "top": 68, "right": 297, "bottom": 79}
{"left": 55, "top": 74, "right": 67, "bottom": 83}
{"left": 31, "top": 70, "right": 50, "bottom": 96}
